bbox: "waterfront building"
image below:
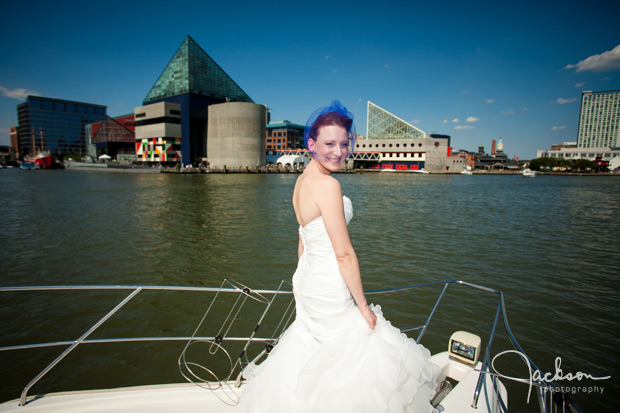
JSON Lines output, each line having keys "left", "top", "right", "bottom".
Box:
{"left": 451, "top": 149, "right": 477, "bottom": 169}
{"left": 474, "top": 140, "right": 519, "bottom": 169}
{"left": 536, "top": 144, "right": 620, "bottom": 162}
{"left": 537, "top": 90, "right": 620, "bottom": 161}
{"left": 357, "top": 102, "right": 456, "bottom": 172}
{"left": 134, "top": 101, "right": 182, "bottom": 163}
{"left": 266, "top": 120, "right": 304, "bottom": 150}
{"left": 0, "top": 144, "right": 17, "bottom": 165}
{"left": 206, "top": 102, "right": 267, "bottom": 169}
{"left": 9, "top": 126, "right": 19, "bottom": 156}
{"left": 86, "top": 114, "right": 136, "bottom": 160}
{"left": 16, "top": 96, "right": 106, "bottom": 156}
{"left": 577, "top": 90, "right": 620, "bottom": 149}
{"left": 138, "top": 35, "right": 255, "bottom": 165}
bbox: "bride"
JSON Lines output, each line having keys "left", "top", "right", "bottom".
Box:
{"left": 240, "top": 100, "right": 439, "bottom": 412}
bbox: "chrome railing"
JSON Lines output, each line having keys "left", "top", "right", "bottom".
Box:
{"left": 0, "top": 280, "right": 581, "bottom": 411}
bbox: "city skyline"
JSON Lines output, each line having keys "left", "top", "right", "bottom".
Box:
{"left": 1, "top": 0, "right": 619, "bottom": 160}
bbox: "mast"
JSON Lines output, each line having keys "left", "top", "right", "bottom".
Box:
{"left": 31, "top": 129, "right": 36, "bottom": 155}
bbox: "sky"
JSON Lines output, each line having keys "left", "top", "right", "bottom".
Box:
{"left": 1, "top": 0, "right": 619, "bottom": 160}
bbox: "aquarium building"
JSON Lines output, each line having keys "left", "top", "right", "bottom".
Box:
{"left": 356, "top": 102, "right": 456, "bottom": 172}
{"left": 137, "top": 36, "right": 264, "bottom": 166}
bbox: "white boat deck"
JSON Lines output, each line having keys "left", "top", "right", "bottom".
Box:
{"left": 0, "top": 383, "right": 243, "bottom": 413}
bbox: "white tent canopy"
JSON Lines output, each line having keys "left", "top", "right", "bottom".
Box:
{"left": 98, "top": 154, "right": 112, "bottom": 160}
{"left": 275, "top": 155, "right": 306, "bottom": 166}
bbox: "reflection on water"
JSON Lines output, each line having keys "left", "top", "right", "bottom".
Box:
{"left": 1, "top": 170, "right": 619, "bottom": 411}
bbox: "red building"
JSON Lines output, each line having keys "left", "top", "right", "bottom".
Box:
{"left": 266, "top": 120, "right": 304, "bottom": 150}
{"left": 89, "top": 114, "right": 136, "bottom": 159}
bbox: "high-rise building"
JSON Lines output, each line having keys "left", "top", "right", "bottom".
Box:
{"left": 577, "top": 90, "right": 620, "bottom": 149}
{"left": 140, "top": 35, "right": 254, "bottom": 165}
{"left": 16, "top": 96, "right": 106, "bottom": 156}
{"left": 538, "top": 90, "right": 620, "bottom": 161}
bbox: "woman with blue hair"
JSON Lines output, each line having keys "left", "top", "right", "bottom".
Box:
{"left": 241, "top": 100, "right": 439, "bottom": 412}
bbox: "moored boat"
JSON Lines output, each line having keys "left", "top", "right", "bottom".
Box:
{"left": 33, "top": 151, "right": 64, "bottom": 169}
{"left": 522, "top": 168, "right": 536, "bottom": 178}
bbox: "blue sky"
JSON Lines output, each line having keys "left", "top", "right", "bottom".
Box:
{"left": 1, "top": 0, "right": 619, "bottom": 159}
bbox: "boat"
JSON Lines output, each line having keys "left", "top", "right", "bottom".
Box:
{"left": 522, "top": 168, "right": 536, "bottom": 178}
{"left": 461, "top": 166, "right": 473, "bottom": 175}
{"left": 411, "top": 169, "right": 430, "bottom": 174}
{"left": 19, "top": 130, "right": 63, "bottom": 169}
{"left": 33, "top": 151, "right": 64, "bottom": 169}
{"left": 19, "top": 160, "right": 35, "bottom": 170}
{"left": 0, "top": 280, "right": 580, "bottom": 413}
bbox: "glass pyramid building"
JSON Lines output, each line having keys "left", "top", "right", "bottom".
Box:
{"left": 367, "top": 101, "right": 425, "bottom": 139}
{"left": 144, "top": 36, "right": 253, "bottom": 104}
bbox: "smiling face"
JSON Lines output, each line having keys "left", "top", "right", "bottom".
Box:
{"left": 308, "top": 124, "right": 349, "bottom": 173}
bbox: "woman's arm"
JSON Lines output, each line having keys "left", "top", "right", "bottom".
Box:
{"left": 315, "top": 178, "right": 376, "bottom": 330}
{"left": 298, "top": 232, "right": 304, "bottom": 260}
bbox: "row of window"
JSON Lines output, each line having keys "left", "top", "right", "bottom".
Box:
{"left": 549, "top": 152, "right": 618, "bottom": 158}
{"left": 135, "top": 117, "right": 181, "bottom": 127}
{"left": 359, "top": 142, "right": 425, "bottom": 149}
{"left": 268, "top": 131, "right": 300, "bottom": 137}
{"left": 27, "top": 98, "right": 105, "bottom": 116}
{"left": 381, "top": 153, "right": 424, "bottom": 158}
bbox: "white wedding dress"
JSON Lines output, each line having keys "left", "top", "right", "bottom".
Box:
{"left": 241, "top": 196, "right": 439, "bottom": 412}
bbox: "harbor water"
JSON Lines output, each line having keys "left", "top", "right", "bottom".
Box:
{"left": 1, "top": 169, "right": 618, "bottom": 411}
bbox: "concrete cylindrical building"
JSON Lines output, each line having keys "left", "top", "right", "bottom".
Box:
{"left": 207, "top": 102, "right": 267, "bottom": 169}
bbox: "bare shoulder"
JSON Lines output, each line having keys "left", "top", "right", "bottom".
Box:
{"left": 307, "top": 173, "right": 341, "bottom": 197}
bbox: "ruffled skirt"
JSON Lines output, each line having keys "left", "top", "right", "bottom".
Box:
{"left": 240, "top": 304, "right": 439, "bottom": 412}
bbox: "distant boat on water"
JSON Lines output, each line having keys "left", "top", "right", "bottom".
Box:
{"left": 522, "top": 168, "right": 536, "bottom": 178}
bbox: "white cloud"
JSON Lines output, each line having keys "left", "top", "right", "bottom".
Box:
{"left": 0, "top": 85, "right": 38, "bottom": 100}
{"left": 575, "top": 82, "right": 586, "bottom": 87}
{"left": 442, "top": 119, "right": 448, "bottom": 124}
{"left": 486, "top": 99, "right": 495, "bottom": 104}
{"left": 501, "top": 109, "right": 515, "bottom": 115}
{"left": 384, "top": 64, "right": 390, "bottom": 68}
{"left": 551, "top": 125, "right": 567, "bottom": 130}
{"left": 325, "top": 55, "right": 331, "bottom": 60}
{"left": 522, "top": 106, "right": 530, "bottom": 111}
{"left": 410, "top": 119, "right": 421, "bottom": 125}
{"left": 454, "top": 125, "right": 474, "bottom": 130}
{"left": 565, "top": 44, "right": 620, "bottom": 72}
{"left": 466, "top": 116, "right": 480, "bottom": 123}
{"left": 332, "top": 69, "right": 338, "bottom": 73}
{"left": 551, "top": 97, "right": 577, "bottom": 105}
{"left": 452, "top": 118, "right": 460, "bottom": 123}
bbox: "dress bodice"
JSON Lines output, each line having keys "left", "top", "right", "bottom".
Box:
{"left": 299, "top": 195, "right": 353, "bottom": 230}
{"left": 298, "top": 196, "right": 353, "bottom": 260}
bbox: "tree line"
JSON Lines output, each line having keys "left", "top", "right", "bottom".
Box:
{"left": 528, "top": 157, "right": 603, "bottom": 172}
